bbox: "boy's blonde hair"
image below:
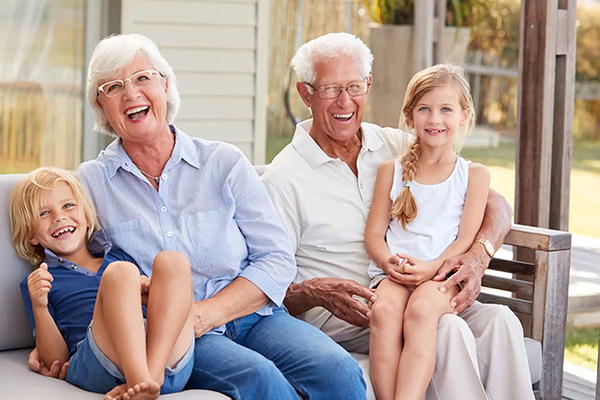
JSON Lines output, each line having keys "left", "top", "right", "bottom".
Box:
{"left": 392, "top": 64, "right": 476, "bottom": 229}
{"left": 10, "top": 167, "right": 101, "bottom": 267}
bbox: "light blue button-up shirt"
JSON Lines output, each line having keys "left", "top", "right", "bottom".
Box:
{"left": 78, "top": 126, "right": 296, "bottom": 334}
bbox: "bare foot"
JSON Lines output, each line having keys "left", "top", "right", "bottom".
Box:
{"left": 105, "top": 383, "right": 127, "bottom": 400}
{"left": 122, "top": 381, "right": 160, "bottom": 400}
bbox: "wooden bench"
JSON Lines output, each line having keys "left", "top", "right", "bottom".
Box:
{"left": 478, "top": 224, "right": 571, "bottom": 400}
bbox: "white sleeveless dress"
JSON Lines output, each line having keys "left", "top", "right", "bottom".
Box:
{"left": 368, "top": 156, "right": 470, "bottom": 280}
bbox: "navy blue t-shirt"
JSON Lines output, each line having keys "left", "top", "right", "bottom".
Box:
{"left": 20, "top": 231, "right": 144, "bottom": 357}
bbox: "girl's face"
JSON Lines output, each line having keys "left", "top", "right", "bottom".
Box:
{"left": 409, "top": 84, "right": 469, "bottom": 149}
{"left": 28, "top": 182, "right": 90, "bottom": 260}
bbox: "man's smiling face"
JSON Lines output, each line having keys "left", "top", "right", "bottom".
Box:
{"left": 297, "top": 55, "right": 370, "bottom": 146}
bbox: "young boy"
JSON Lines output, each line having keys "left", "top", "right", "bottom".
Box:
{"left": 11, "top": 167, "right": 195, "bottom": 400}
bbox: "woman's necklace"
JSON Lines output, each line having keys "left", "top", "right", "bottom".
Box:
{"left": 139, "top": 169, "right": 160, "bottom": 185}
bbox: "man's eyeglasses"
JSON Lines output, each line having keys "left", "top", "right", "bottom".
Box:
{"left": 98, "top": 70, "right": 165, "bottom": 98}
{"left": 305, "top": 80, "right": 370, "bottom": 99}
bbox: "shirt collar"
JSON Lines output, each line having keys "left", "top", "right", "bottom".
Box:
{"left": 291, "top": 119, "right": 384, "bottom": 169}
{"left": 103, "top": 125, "right": 200, "bottom": 180}
{"left": 360, "top": 122, "right": 385, "bottom": 152}
{"left": 43, "top": 229, "right": 111, "bottom": 269}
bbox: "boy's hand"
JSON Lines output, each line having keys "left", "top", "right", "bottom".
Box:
{"left": 140, "top": 275, "right": 151, "bottom": 306}
{"left": 28, "top": 347, "right": 69, "bottom": 380}
{"left": 27, "top": 263, "right": 53, "bottom": 309}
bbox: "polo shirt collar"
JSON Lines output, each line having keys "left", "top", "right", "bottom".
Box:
{"left": 103, "top": 124, "right": 200, "bottom": 180}
{"left": 291, "top": 119, "right": 385, "bottom": 169}
{"left": 360, "top": 123, "right": 385, "bottom": 152}
{"left": 291, "top": 119, "right": 331, "bottom": 169}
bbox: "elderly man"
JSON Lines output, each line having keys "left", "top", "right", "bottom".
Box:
{"left": 262, "top": 32, "right": 534, "bottom": 400}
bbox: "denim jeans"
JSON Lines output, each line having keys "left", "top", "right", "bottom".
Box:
{"left": 186, "top": 306, "right": 367, "bottom": 400}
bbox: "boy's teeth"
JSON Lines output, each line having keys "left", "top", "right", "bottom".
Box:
{"left": 126, "top": 106, "right": 149, "bottom": 115}
{"left": 52, "top": 227, "right": 75, "bottom": 237}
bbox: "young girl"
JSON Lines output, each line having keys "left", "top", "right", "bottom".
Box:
{"left": 11, "top": 167, "right": 195, "bottom": 400}
{"left": 364, "top": 64, "right": 490, "bottom": 400}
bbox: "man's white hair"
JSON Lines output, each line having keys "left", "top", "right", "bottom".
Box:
{"left": 86, "top": 33, "right": 180, "bottom": 136}
{"left": 291, "top": 32, "right": 373, "bottom": 85}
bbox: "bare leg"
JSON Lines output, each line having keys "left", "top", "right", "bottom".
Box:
{"left": 145, "top": 251, "right": 194, "bottom": 383}
{"left": 395, "top": 280, "right": 460, "bottom": 400}
{"left": 369, "top": 278, "right": 411, "bottom": 400}
{"left": 91, "top": 261, "right": 159, "bottom": 400}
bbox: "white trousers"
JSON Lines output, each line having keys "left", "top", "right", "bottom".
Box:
{"left": 314, "top": 302, "right": 535, "bottom": 400}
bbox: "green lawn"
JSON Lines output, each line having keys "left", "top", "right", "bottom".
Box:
{"left": 461, "top": 141, "right": 600, "bottom": 239}
{"left": 564, "top": 326, "right": 599, "bottom": 370}
{"left": 269, "top": 136, "right": 600, "bottom": 239}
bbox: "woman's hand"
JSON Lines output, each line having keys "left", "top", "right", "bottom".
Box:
{"left": 140, "top": 275, "right": 151, "bottom": 306}
{"left": 192, "top": 300, "right": 217, "bottom": 338}
{"left": 387, "top": 254, "right": 438, "bottom": 288}
{"left": 28, "top": 347, "right": 69, "bottom": 379}
{"left": 27, "top": 263, "right": 53, "bottom": 309}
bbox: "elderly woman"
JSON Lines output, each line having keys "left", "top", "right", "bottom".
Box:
{"left": 29, "top": 33, "right": 367, "bottom": 400}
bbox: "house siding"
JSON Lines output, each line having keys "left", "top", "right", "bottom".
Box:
{"left": 121, "top": 0, "right": 268, "bottom": 163}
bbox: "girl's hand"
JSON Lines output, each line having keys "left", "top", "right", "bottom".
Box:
{"left": 385, "top": 254, "right": 401, "bottom": 274}
{"left": 27, "top": 263, "right": 53, "bottom": 309}
{"left": 388, "top": 254, "right": 438, "bottom": 288}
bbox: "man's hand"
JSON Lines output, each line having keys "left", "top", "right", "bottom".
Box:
{"left": 388, "top": 254, "right": 438, "bottom": 288}
{"left": 28, "top": 347, "right": 69, "bottom": 379}
{"left": 434, "top": 245, "right": 489, "bottom": 314}
{"left": 310, "top": 278, "right": 377, "bottom": 328}
{"left": 27, "top": 263, "right": 53, "bottom": 309}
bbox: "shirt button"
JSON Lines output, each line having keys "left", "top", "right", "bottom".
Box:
{"left": 161, "top": 174, "right": 167, "bottom": 180}
{"left": 161, "top": 206, "right": 167, "bottom": 213}
{"left": 71, "top": 265, "right": 77, "bottom": 270}
{"left": 58, "top": 258, "right": 64, "bottom": 264}
{"left": 167, "top": 231, "right": 173, "bottom": 237}
{"left": 360, "top": 183, "right": 364, "bottom": 189}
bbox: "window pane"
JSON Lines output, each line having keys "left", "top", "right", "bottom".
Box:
{"left": 0, "top": 0, "right": 85, "bottom": 173}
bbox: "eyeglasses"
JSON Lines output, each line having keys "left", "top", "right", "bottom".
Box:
{"left": 305, "top": 80, "right": 370, "bottom": 99}
{"left": 98, "top": 70, "right": 164, "bottom": 98}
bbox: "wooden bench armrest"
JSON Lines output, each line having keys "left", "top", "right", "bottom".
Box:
{"left": 504, "top": 223, "right": 571, "bottom": 251}
{"left": 484, "top": 223, "right": 571, "bottom": 398}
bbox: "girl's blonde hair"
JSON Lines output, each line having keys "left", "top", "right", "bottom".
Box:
{"left": 10, "top": 167, "right": 101, "bottom": 267}
{"left": 392, "top": 64, "right": 476, "bottom": 229}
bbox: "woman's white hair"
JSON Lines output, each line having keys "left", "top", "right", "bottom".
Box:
{"left": 291, "top": 32, "right": 373, "bottom": 85}
{"left": 86, "top": 33, "right": 180, "bottom": 135}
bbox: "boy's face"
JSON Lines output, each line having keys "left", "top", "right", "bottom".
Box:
{"left": 28, "top": 182, "right": 90, "bottom": 260}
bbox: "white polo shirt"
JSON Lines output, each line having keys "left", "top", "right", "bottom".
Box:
{"left": 262, "top": 119, "right": 409, "bottom": 342}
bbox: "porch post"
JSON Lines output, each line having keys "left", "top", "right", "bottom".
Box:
{"left": 515, "top": 1, "right": 577, "bottom": 397}
{"left": 515, "top": 0, "right": 576, "bottom": 231}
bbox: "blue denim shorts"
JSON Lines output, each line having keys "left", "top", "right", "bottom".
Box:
{"left": 66, "top": 324, "right": 194, "bottom": 394}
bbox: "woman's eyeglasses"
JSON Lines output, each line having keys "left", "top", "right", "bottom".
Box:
{"left": 98, "top": 70, "right": 164, "bottom": 98}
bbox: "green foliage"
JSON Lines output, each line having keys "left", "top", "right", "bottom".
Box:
{"left": 361, "top": 0, "right": 488, "bottom": 26}
{"left": 576, "top": 4, "right": 600, "bottom": 83}
{"left": 468, "top": 0, "right": 520, "bottom": 67}
{"left": 361, "top": 0, "right": 413, "bottom": 25}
